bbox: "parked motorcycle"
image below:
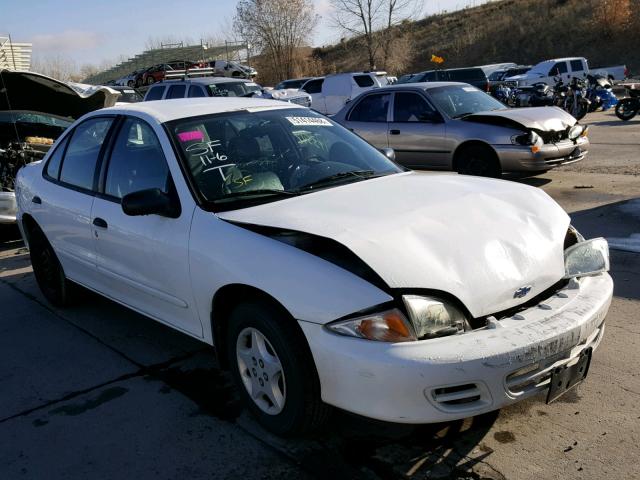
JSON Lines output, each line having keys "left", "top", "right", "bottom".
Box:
{"left": 562, "top": 77, "right": 590, "bottom": 120}
{"left": 505, "top": 82, "right": 555, "bottom": 108}
{"left": 586, "top": 74, "right": 618, "bottom": 112}
{"left": 615, "top": 83, "right": 640, "bottom": 121}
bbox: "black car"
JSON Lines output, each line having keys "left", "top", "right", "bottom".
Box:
{"left": 397, "top": 67, "right": 490, "bottom": 91}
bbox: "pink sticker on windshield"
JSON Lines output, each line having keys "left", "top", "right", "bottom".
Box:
{"left": 178, "top": 131, "right": 204, "bottom": 142}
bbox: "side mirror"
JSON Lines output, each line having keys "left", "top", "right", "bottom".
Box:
{"left": 121, "top": 188, "right": 180, "bottom": 218}
{"left": 380, "top": 147, "right": 396, "bottom": 162}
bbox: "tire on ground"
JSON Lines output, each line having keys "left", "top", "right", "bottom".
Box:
{"left": 26, "top": 222, "right": 74, "bottom": 307}
{"left": 226, "top": 299, "right": 331, "bottom": 436}
{"left": 455, "top": 144, "right": 502, "bottom": 178}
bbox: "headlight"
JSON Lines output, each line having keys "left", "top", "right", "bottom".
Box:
{"left": 326, "top": 309, "right": 417, "bottom": 342}
{"left": 511, "top": 131, "right": 543, "bottom": 147}
{"left": 402, "top": 295, "right": 470, "bottom": 339}
{"left": 564, "top": 238, "right": 610, "bottom": 279}
{"left": 568, "top": 124, "right": 585, "bottom": 140}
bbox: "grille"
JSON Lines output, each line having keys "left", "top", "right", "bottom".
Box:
{"left": 287, "top": 96, "right": 311, "bottom": 107}
{"left": 538, "top": 128, "right": 570, "bottom": 144}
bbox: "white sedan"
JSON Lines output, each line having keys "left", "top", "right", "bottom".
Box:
{"left": 15, "top": 98, "right": 612, "bottom": 435}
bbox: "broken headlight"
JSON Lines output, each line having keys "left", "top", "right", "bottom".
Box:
{"left": 511, "top": 131, "right": 543, "bottom": 147}
{"left": 564, "top": 238, "right": 609, "bottom": 279}
{"left": 326, "top": 309, "right": 417, "bottom": 342}
{"left": 402, "top": 295, "right": 470, "bottom": 339}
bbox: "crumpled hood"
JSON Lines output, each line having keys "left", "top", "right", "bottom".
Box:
{"left": 218, "top": 172, "right": 570, "bottom": 318}
{"left": 0, "top": 69, "right": 119, "bottom": 119}
{"left": 465, "top": 107, "right": 577, "bottom": 131}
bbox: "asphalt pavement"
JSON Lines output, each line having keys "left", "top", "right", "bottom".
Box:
{"left": 1, "top": 109, "right": 638, "bottom": 480}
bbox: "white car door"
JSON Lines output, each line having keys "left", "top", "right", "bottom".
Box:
{"left": 32, "top": 116, "right": 116, "bottom": 287}
{"left": 90, "top": 116, "right": 202, "bottom": 337}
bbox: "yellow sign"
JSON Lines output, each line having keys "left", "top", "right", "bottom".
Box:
{"left": 431, "top": 54, "right": 445, "bottom": 65}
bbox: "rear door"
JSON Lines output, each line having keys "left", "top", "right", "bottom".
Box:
{"left": 340, "top": 92, "right": 390, "bottom": 148}
{"left": 569, "top": 59, "right": 587, "bottom": 78}
{"left": 388, "top": 91, "right": 449, "bottom": 169}
{"left": 34, "top": 116, "right": 116, "bottom": 286}
{"left": 90, "top": 116, "right": 201, "bottom": 336}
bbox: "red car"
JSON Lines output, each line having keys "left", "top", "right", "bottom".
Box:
{"left": 141, "top": 61, "right": 200, "bottom": 86}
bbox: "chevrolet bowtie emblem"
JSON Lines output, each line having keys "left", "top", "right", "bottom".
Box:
{"left": 513, "top": 286, "right": 532, "bottom": 299}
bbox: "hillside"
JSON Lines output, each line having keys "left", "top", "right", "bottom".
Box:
{"left": 309, "top": 0, "right": 640, "bottom": 77}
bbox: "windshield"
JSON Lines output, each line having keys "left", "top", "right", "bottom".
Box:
{"left": 427, "top": 85, "right": 506, "bottom": 118}
{"left": 488, "top": 71, "right": 506, "bottom": 81}
{"left": 208, "top": 82, "right": 262, "bottom": 97}
{"left": 168, "top": 108, "right": 402, "bottom": 207}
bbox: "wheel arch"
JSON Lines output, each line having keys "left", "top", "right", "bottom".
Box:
{"left": 20, "top": 213, "right": 40, "bottom": 246}
{"left": 210, "top": 283, "right": 313, "bottom": 371}
{"left": 452, "top": 140, "right": 500, "bottom": 171}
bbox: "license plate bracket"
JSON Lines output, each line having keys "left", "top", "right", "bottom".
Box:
{"left": 546, "top": 347, "right": 592, "bottom": 404}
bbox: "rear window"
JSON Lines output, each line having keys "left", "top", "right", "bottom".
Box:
{"left": 188, "top": 85, "right": 207, "bottom": 97}
{"left": 354, "top": 75, "right": 375, "bottom": 87}
{"left": 570, "top": 60, "right": 584, "bottom": 72}
{"left": 166, "top": 85, "right": 186, "bottom": 99}
{"left": 302, "top": 79, "right": 323, "bottom": 94}
{"left": 447, "top": 69, "right": 485, "bottom": 81}
{"left": 145, "top": 86, "right": 165, "bottom": 101}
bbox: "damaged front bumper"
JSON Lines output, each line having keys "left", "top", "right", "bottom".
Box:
{"left": 0, "top": 191, "right": 17, "bottom": 224}
{"left": 496, "top": 136, "right": 589, "bottom": 172}
{"left": 300, "top": 273, "right": 612, "bottom": 423}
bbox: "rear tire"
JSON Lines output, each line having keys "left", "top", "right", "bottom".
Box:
{"left": 615, "top": 98, "right": 639, "bottom": 121}
{"left": 28, "top": 224, "right": 73, "bottom": 307}
{"left": 456, "top": 144, "right": 502, "bottom": 178}
{"left": 226, "top": 300, "right": 330, "bottom": 436}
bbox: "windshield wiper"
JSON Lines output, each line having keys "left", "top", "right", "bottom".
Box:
{"left": 452, "top": 112, "right": 474, "bottom": 119}
{"left": 215, "top": 189, "right": 299, "bottom": 202}
{"left": 297, "top": 170, "right": 381, "bottom": 191}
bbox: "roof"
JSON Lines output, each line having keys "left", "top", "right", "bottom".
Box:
{"left": 378, "top": 81, "right": 472, "bottom": 91}
{"left": 100, "top": 97, "right": 303, "bottom": 123}
{"left": 159, "top": 76, "right": 252, "bottom": 85}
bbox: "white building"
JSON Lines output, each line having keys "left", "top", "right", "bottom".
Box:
{"left": 0, "top": 36, "right": 32, "bottom": 70}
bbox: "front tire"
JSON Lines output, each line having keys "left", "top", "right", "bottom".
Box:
{"left": 615, "top": 98, "right": 639, "bottom": 121}
{"left": 28, "top": 225, "right": 73, "bottom": 307}
{"left": 226, "top": 300, "right": 330, "bottom": 435}
{"left": 456, "top": 144, "right": 502, "bottom": 178}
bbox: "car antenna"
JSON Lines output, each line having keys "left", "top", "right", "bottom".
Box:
{"left": 0, "top": 69, "right": 22, "bottom": 143}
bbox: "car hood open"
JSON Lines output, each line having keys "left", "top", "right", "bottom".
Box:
{"left": 218, "top": 172, "right": 570, "bottom": 318}
{"left": 464, "top": 107, "right": 577, "bottom": 132}
{"left": 0, "top": 69, "right": 119, "bottom": 120}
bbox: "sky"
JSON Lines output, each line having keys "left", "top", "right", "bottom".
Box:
{"left": 1, "top": 0, "right": 485, "bottom": 67}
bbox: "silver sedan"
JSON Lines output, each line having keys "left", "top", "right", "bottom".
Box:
{"left": 332, "top": 82, "right": 589, "bottom": 177}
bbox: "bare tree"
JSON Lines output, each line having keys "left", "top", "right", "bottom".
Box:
{"left": 30, "top": 55, "right": 78, "bottom": 82}
{"left": 235, "top": 0, "right": 318, "bottom": 80}
{"left": 330, "top": 0, "right": 420, "bottom": 70}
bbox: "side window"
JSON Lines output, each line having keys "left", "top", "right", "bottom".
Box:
{"left": 353, "top": 75, "right": 375, "bottom": 87}
{"left": 302, "top": 79, "right": 323, "bottom": 94}
{"left": 105, "top": 118, "right": 170, "bottom": 199}
{"left": 59, "top": 117, "right": 113, "bottom": 191}
{"left": 188, "top": 85, "right": 207, "bottom": 97}
{"left": 549, "top": 62, "right": 568, "bottom": 76}
{"left": 45, "top": 135, "right": 70, "bottom": 180}
{"left": 423, "top": 71, "right": 438, "bottom": 81}
{"left": 393, "top": 92, "right": 435, "bottom": 122}
{"left": 166, "top": 85, "right": 186, "bottom": 99}
{"left": 145, "top": 86, "right": 165, "bottom": 101}
{"left": 348, "top": 93, "right": 390, "bottom": 122}
{"left": 570, "top": 60, "right": 584, "bottom": 72}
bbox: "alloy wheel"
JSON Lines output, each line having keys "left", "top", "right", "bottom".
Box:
{"left": 236, "top": 327, "right": 286, "bottom": 415}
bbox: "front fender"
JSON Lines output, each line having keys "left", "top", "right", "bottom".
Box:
{"left": 189, "top": 208, "right": 393, "bottom": 344}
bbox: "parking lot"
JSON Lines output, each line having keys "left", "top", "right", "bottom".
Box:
{"left": 1, "top": 109, "right": 638, "bottom": 480}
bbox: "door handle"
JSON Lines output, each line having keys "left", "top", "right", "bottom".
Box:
{"left": 32, "top": 196, "right": 42, "bottom": 204}
{"left": 390, "top": 129, "right": 401, "bottom": 135}
{"left": 92, "top": 217, "right": 108, "bottom": 229}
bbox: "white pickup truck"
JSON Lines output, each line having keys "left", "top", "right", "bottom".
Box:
{"left": 209, "top": 60, "right": 257, "bottom": 79}
{"left": 506, "top": 57, "right": 628, "bottom": 86}
{"left": 301, "top": 71, "right": 390, "bottom": 115}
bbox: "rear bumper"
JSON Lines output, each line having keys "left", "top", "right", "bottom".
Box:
{"left": 300, "top": 273, "right": 612, "bottom": 424}
{"left": 496, "top": 136, "right": 589, "bottom": 172}
{"left": 0, "top": 192, "right": 17, "bottom": 224}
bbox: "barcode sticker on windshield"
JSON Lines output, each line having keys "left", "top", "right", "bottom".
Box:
{"left": 286, "top": 117, "right": 332, "bottom": 127}
{"left": 463, "top": 87, "right": 477, "bottom": 92}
